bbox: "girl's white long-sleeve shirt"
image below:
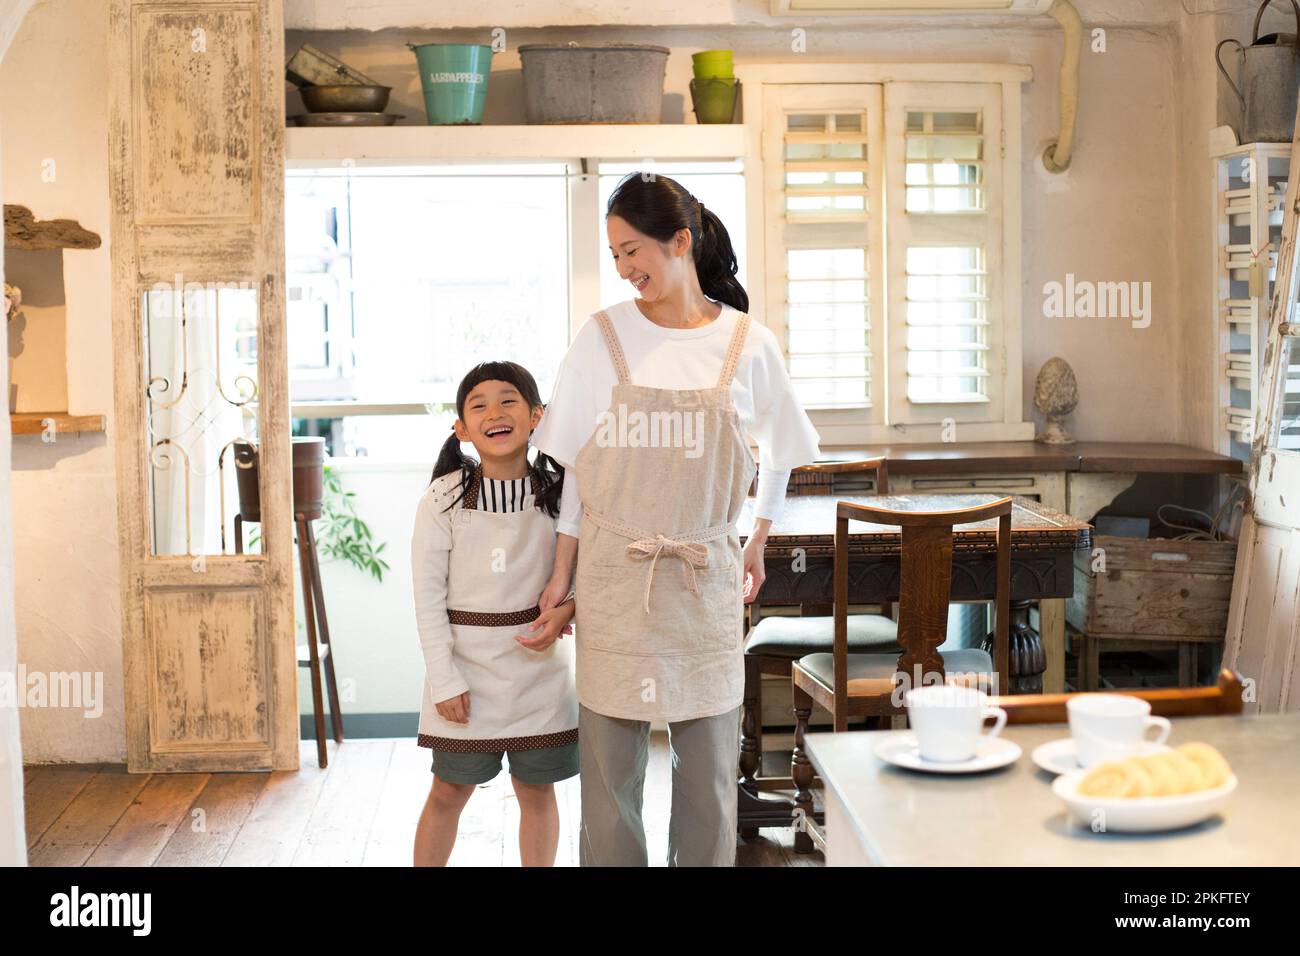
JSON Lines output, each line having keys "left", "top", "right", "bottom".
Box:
{"left": 533, "top": 299, "right": 823, "bottom": 538}
{"left": 410, "top": 477, "right": 471, "bottom": 704}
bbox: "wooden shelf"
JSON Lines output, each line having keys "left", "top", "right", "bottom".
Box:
{"left": 10, "top": 412, "right": 106, "bottom": 435}
{"left": 4, "top": 205, "right": 101, "bottom": 251}
{"left": 286, "top": 123, "right": 748, "bottom": 166}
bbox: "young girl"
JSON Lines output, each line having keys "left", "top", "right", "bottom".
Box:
{"left": 411, "top": 361, "right": 578, "bottom": 867}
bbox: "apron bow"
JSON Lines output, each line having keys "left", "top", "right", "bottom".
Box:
{"left": 626, "top": 534, "right": 710, "bottom": 614}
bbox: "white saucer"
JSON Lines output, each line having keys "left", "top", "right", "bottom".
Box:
{"left": 1031, "top": 738, "right": 1171, "bottom": 776}
{"left": 873, "top": 733, "right": 1022, "bottom": 774}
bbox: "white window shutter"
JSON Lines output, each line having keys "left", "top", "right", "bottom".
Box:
{"left": 762, "top": 83, "right": 885, "bottom": 417}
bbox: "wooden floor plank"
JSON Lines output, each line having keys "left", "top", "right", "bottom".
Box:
{"left": 447, "top": 774, "right": 507, "bottom": 867}
{"left": 644, "top": 733, "right": 672, "bottom": 866}
{"left": 23, "top": 736, "right": 821, "bottom": 867}
{"left": 291, "top": 739, "right": 393, "bottom": 867}
{"left": 554, "top": 776, "right": 580, "bottom": 867}
{"left": 361, "top": 741, "right": 429, "bottom": 867}
{"left": 85, "top": 773, "right": 210, "bottom": 867}
{"left": 28, "top": 770, "right": 150, "bottom": 867}
{"left": 155, "top": 772, "right": 272, "bottom": 867}
{"left": 22, "top": 766, "right": 99, "bottom": 849}
{"left": 222, "top": 741, "right": 332, "bottom": 867}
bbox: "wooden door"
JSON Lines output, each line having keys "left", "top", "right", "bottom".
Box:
{"left": 1223, "top": 104, "right": 1300, "bottom": 714}
{"left": 109, "top": 0, "right": 296, "bottom": 770}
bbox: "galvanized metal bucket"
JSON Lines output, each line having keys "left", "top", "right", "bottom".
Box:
{"left": 1217, "top": 0, "right": 1300, "bottom": 143}
{"left": 519, "top": 43, "right": 669, "bottom": 124}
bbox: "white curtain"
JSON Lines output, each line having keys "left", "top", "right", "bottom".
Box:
{"left": 148, "top": 286, "right": 255, "bottom": 556}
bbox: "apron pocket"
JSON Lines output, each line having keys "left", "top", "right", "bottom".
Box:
{"left": 575, "top": 561, "right": 744, "bottom": 657}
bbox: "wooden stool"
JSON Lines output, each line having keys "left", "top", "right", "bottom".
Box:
{"left": 234, "top": 510, "right": 345, "bottom": 768}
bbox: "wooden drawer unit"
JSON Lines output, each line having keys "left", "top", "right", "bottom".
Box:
{"left": 886, "top": 471, "right": 1067, "bottom": 513}
{"left": 1067, "top": 536, "right": 1237, "bottom": 638}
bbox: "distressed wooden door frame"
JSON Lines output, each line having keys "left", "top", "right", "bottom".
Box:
{"left": 108, "top": 0, "right": 296, "bottom": 770}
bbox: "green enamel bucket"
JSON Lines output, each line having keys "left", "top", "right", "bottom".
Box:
{"left": 410, "top": 43, "right": 493, "bottom": 125}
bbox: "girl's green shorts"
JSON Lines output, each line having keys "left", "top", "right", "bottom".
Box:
{"left": 430, "top": 741, "right": 578, "bottom": 785}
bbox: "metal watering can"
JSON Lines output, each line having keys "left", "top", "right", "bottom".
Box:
{"left": 1217, "top": 0, "right": 1300, "bottom": 143}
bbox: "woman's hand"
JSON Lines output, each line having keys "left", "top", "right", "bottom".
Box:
{"left": 742, "top": 518, "right": 772, "bottom": 604}
{"left": 538, "top": 573, "right": 570, "bottom": 613}
{"left": 515, "top": 600, "right": 575, "bottom": 652}
{"left": 435, "top": 691, "right": 470, "bottom": 724}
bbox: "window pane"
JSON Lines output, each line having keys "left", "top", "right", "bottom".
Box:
{"left": 285, "top": 164, "right": 571, "bottom": 460}
{"left": 144, "top": 286, "right": 260, "bottom": 556}
{"left": 783, "top": 110, "right": 871, "bottom": 221}
{"left": 905, "top": 109, "right": 984, "bottom": 213}
{"left": 905, "top": 245, "right": 989, "bottom": 403}
{"left": 786, "top": 248, "right": 871, "bottom": 408}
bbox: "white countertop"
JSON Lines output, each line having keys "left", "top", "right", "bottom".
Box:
{"left": 805, "top": 713, "right": 1300, "bottom": 866}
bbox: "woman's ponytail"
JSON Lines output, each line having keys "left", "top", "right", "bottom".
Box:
{"left": 694, "top": 201, "right": 748, "bottom": 314}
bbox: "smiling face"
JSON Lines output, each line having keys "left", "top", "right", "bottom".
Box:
{"left": 453, "top": 379, "right": 541, "bottom": 467}
{"left": 607, "top": 214, "right": 693, "bottom": 303}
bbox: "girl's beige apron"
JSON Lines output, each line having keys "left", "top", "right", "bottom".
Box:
{"left": 573, "top": 309, "right": 756, "bottom": 723}
{"left": 417, "top": 472, "right": 578, "bottom": 751}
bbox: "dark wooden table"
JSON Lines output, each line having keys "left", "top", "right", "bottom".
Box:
{"left": 736, "top": 492, "right": 1092, "bottom": 832}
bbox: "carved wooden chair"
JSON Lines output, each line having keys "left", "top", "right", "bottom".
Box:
{"left": 790, "top": 495, "right": 1013, "bottom": 854}
{"left": 990, "top": 668, "right": 1246, "bottom": 724}
{"left": 740, "top": 459, "right": 898, "bottom": 822}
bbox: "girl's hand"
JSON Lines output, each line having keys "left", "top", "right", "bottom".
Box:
{"left": 515, "top": 601, "right": 574, "bottom": 652}
{"left": 435, "top": 691, "right": 470, "bottom": 724}
{"left": 742, "top": 521, "right": 771, "bottom": 605}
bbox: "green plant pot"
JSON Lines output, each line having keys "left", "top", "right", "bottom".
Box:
{"left": 692, "top": 49, "right": 734, "bottom": 76}
{"left": 691, "top": 77, "right": 739, "bottom": 124}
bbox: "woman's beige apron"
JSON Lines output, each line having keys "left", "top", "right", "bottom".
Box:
{"left": 417, "top": 470, "right": 578, "bottom": 751}
{"left": 573, "top": 309, "right": 756, "bottom": 723}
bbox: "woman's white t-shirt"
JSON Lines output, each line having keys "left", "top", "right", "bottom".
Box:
{"left": 533, "top": 299, "right": 822, "bottom": 538}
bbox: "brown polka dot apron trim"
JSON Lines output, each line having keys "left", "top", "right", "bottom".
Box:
{"left": 417, "top": 727, "right": 579, "bottom": 752}
{"left": 445, "top": 606, "right": 541, "bottom": 627}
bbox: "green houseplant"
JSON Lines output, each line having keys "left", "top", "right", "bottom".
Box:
{"left": 315, "top": 465, "right": 390, "bottom": 582}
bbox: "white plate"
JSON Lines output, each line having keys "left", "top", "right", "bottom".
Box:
{"left": 1031, "top": 737, "right": 1171, "bottom": 776}
{"left": 1052, "top": 771, "right": 1238, "bottom": 832}
{"left": 873, "top": 733, "right": 1022, "bottom": 774}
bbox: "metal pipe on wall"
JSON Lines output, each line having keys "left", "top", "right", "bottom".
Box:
{"left": 1043, "top": 0, "right": 1082, "bottom": 172}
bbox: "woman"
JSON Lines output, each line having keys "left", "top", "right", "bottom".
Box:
{"left": 533, "top": 173, "right": 820, "bottom": 866}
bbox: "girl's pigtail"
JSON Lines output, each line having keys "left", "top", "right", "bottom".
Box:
{"left": 528, "top": 450, "right": 566, "bottom": 519}
{"left": 431, "top": 429, "right": 478, "bottom": 512}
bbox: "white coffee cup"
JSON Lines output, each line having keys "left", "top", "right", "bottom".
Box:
{"left": 1066, "top": 694, "right": 1172, "bottom": 768}
{"left": 904, "top": 685, "right": 1008, "bottom": 763}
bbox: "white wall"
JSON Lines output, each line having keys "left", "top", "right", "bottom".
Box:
{"left": 0, "top": 0, "right": 43, "bottom": 873}
{"left": 1, "top": 0, "right": 122, "bottom": 765}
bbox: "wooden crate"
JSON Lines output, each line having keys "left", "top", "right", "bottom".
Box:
{"left": 1066, "top": 536, "right": 1237, "bottom": 638}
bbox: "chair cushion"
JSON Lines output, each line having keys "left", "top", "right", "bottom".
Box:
{"left": 795, "top": 648, "right": 994, "bottom": 696}
{"left": 745, "top": 614, "right": 900, "bottom": 659}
